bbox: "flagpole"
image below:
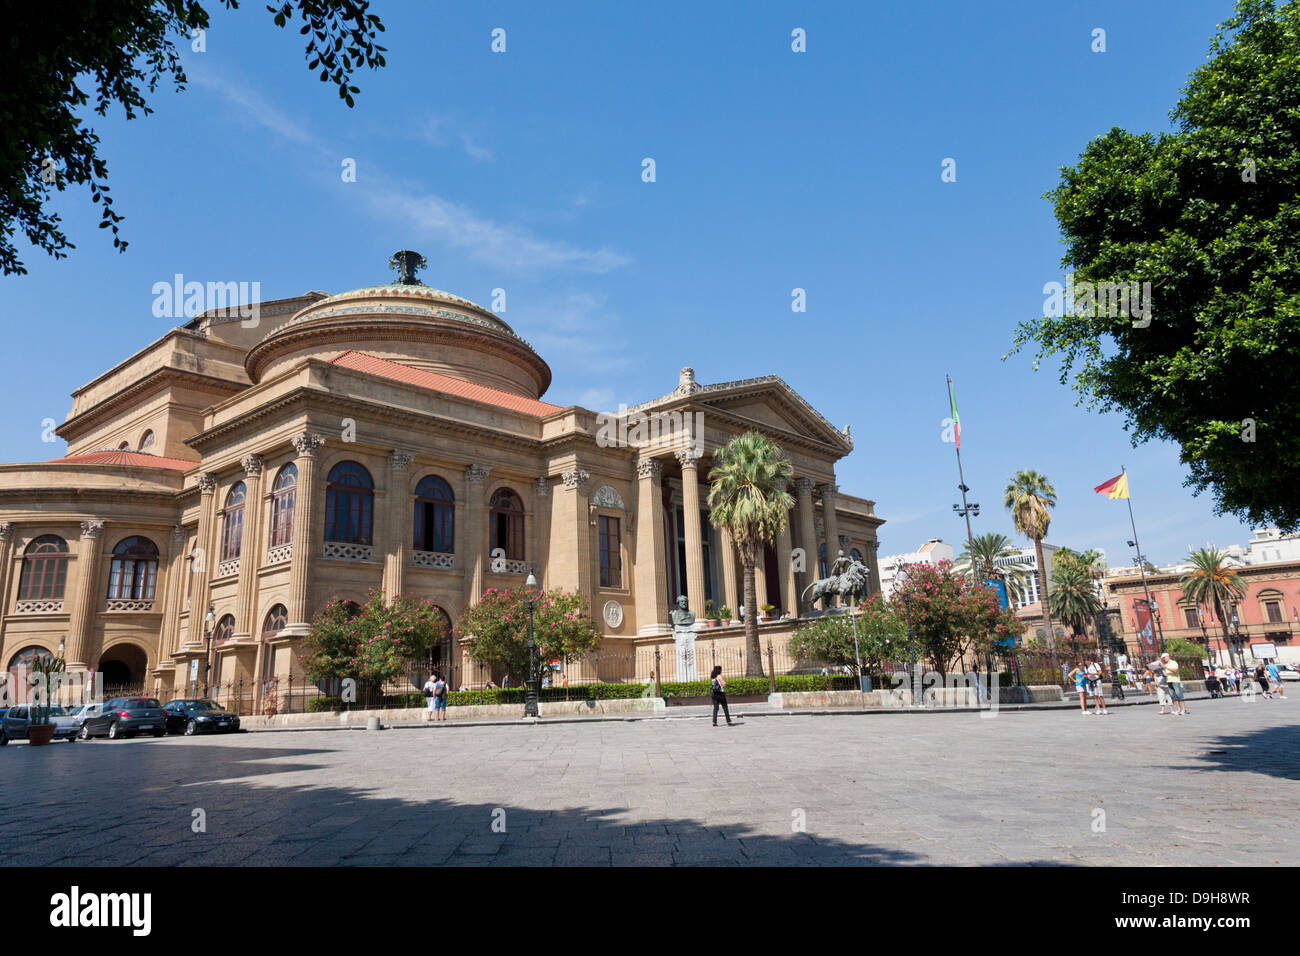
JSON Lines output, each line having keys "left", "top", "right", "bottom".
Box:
{"left": 947, "top": 375, "right": 979, "bottom": 566}
{"left": 1123, "top": 466, "right": 1162, "bottom": 656}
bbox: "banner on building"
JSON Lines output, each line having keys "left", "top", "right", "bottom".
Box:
{"left": 1134, "top": 601, "right": 1157, "bottom": 654}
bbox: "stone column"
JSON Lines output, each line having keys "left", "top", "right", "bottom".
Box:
{"left": 719, "top": 526, "right": 739, "bottom": 619}
{"left": 794, "top": 477, "right": 819, "bottom": 590}
{"left": 159, "top": 525, "right": 188, "bottom": 659}
{"left": 867, "top": 539, "right": 882, "bottom": 596}
{"left": 234, "top": 454, "right": 264, "bottom": 635}
{"left": 753, "top": 551, "right": 768, "bottom": 615}
{"left": 676, "top": 449, "right": 708, "bottom": 616}
{"left": 777, "top": 520, "right": 798, "bottom": 617}
{"left": 65, "top": 520, "right": 105, "bottom": 670}
{"left": 532, "top": 477, "right": 551, "bottom": 588}
{"left": 383, "top": 450, "right": 414, "bottom": 603}
{"left": 285, "top": 434, "right": 325, "bottom": 631}
{"left": 560, "top": 468, "right": 592, "bottom": 606}
{"left": 819, "top": 482, "right": 842, "bottom": 572}
{"left": 463, "top": 464, "right": 490, "bottom": 606}
{"left": 634, "top": 458, "right": 671, "bottom": 636}
{"left": 0, "top": 524, "right": 13, "bottom": 653}
{"left": 186, "top": 471, "right": 218, "bottom": 645}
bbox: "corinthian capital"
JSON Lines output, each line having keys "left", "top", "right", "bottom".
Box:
{"left": 241, "top": 453, "right": 264, "bottom": 477}
{"left": 674, "top": 448, "right": 700, "bottom": 470}
{"left": 635, "top": 458, "right": 662, "bottom": 481}
{"left": 816, "top": 482, "right": 839, "bottom": 500}
{"left": 389, "top": 450, "right": 414, "bottom": 472}
{"left": 291, "top": 432, "right": 326, "bottom": 458}
{"left": 0, "top": 522, "right": 13, "bottom": 542}
{"left": 80, "top": 519, "right": 105, "bottom": 539}
{"left": 466, "top": 464, "right": 491, "bottom": 483}
{"left": 196, "top": 472, "right": 218, "bottom": 495}
{"left": 793, "top": 477, "right": 816, "bottom": 497}
{"left": 562, "top": 469, "right": 590, "bottom": 493}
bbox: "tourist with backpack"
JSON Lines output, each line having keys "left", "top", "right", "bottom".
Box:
{"left": 422, "top": 674, "right": 438, "bottom": 722}
{"left": 432, "top": 672, "right": 449, "bottom": 721}
{"left": 710, "top": 665, "right": 732, "bottom": 727}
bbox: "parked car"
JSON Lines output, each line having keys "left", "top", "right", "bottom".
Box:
{"left": 0, "top": 704, "right": 79, "bottom": 744}
{"left": 163, "top": 699, "right": 240, "bottom": 735}
{"left": 70, "top": 701, "right": 107, "bottom": 727}
{"left": 78, "top": 697, "right": 168, "bottom": 740}
{"left": 1275, "top": 663, "right": 1299, "bottom": 682}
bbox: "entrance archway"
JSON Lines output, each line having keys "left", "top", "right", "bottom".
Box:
{"left": 98, "top": 644, "right": 148, "bottom": 695}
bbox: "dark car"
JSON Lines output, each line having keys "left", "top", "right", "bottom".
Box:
{"left": 1, "top": 704, "right": 79, "bottom": 743}
{"left": 78, "top": 697, "right": 168, "bottom": 740}
{"left": 163, "top": 699, "right": 240, "bottom": 736}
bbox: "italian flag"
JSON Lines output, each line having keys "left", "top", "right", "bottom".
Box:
{"left": 1094, "top": 471, "right": 1130, "bottom": 499}
{"left": 948, "top": 379, "right": 961, "bottom": 450}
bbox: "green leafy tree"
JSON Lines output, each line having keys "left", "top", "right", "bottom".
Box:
{"left": 1009, "top": 0, "right": 1300, "bottom": 530}
{"left": 1004, "top": 469, "right": 1059, "bottom": 665}
{"left": 788, "top": 594, "right": 905, "bottom": 675}
{"left": 299, "top": 590, "right": 445, "bottom": 692}
{"left": 954, "top": 531, "right": 1035, "bottom": 604}
{"left": 892, "top": 560, "right": 1024, "bottom": 676}
{"left": 0, "top": 0, "right": 387, "bottom": 275}
{"left": 1048, "top": 559, "right": 1103, "bottom": 650}
{"left": 707, "top": 431, "right": 794, "bottom": 677}
{"left": 1179, "top": 546, "right": 1247, "bottom": 659}
{"left": 458, "top": 585, "right": 602, "bottom": 685}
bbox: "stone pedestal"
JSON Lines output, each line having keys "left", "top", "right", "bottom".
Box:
{"left": 674, "top": 626, "right": 699, "bottom": 682}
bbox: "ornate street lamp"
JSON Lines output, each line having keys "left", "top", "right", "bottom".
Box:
{"left": 202, "top": 604, "right": 215, "bottom": 697}
{"left": 523, "top": 569, "right": 540, "bottom": 718}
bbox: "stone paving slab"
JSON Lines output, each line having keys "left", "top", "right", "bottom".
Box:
{"left": 1, "top": 697, "right": 1294, "bottom": 866}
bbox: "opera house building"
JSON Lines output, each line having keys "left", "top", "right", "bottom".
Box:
{"left": 0, "top": 253, "right": 883, "bottom": 708}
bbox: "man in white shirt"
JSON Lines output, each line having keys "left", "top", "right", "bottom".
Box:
{"left": 1084, "top": 659, "right": 1109, "bottom": 714}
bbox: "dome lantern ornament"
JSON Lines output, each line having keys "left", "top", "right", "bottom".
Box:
{"left": 388, "top": 249, "right": 428, "bottom": 286}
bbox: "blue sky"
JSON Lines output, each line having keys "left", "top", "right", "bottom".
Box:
{"left": 0, "top": 0, "right": 1259, "bottom": 565}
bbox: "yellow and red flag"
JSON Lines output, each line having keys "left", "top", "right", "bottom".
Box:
{"left": 1094, "top": 471, "right": 1130, "bottom": 499}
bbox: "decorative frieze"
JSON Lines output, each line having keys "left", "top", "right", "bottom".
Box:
{"left": 591, "top": 484, "right": 625, "bottom": 509}
{"left": 106, "top": 599, "right": 154, "bottom": 612}
{"left": 411, "top": 550, "right": 455, "bottom": 570}
{"left": 216, "top": 558, "right": 240, "bottom": 579}
{"left": 466, "top": 464, "right": 491, "bottom": 484}
{"left": 266, "top": 544, "right": 293, "bottom": 565}
{"left": 321, "top": 542, "right": 374, "bottom": 562}
{"left": 14, "top": 599, "right": 63, "bottom": 615}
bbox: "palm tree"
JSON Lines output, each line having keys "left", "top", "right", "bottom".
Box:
{"left": 707, "top": 432, "right": 794, "bottom": 677}
{"left": 954, "top": 531, "right": 1035, "bottom": 605}
{"left": 1179, "top": 547, "right": 1246, "bottom": 665}
{"left": 1004, "top": 469, "right": 1058, "bottom": 669}
{"left": 1048, "top": 560, "right": 1103, "bottom": 652}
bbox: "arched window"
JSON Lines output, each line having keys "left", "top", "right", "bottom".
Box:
{"left": 220, "top": 482, "right": 246, "bottom": 561}
{"left": 850, "top": 547, "right": 864, "bottom": 564}
{"left": 139, "top": 430, "right": 155, "bottom": 451}
{"left": 489, "top": 488, "right": 524, "bottom": 561}
{"left": 18, "top": 535, "right": 70, "bottom": 601}
{"left": 117, "top": 441, "right": 130, "bottom": 451}
{"left": 269, "top": 464, "right": 297, "bottom": 547}
{"left": 7, "top": 645, "right": 52, "bottom": 670}
{"left": 213, "top": 614, "right": 235, "bottom": 644}
{"left": 414, "top": 475, "right": 454, "bottom": 553}
{"left": 324, "top": 461, "right": 374, "bottom": 544}
{"left": 107, "top": 536, "right": 159, "bottom": 600}
{"left": 261, "top": 604, "right": 288, "bottom": 683}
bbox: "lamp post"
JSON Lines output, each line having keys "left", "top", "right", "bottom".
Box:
{"left": 1229, "top": 607, "right": 1241, "bottom": 670}
{"left": 523, "top": 569, "right": 540, "bottom": 718}
{"left": 201, "top": 604, "right": 215, "bottom": 697}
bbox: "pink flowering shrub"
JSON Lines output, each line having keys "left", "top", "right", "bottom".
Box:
{"left": 299, "top": 588, "right": 447, "bottom": 686}
{"left": 458, "top": 585, "right": 602, "bottom": 684}
{"left": 890, "top": 559, "right": 1024, "bottom": 674}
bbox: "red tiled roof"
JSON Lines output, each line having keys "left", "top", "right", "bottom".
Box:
{"left": 44, "top": 450, "right": 195, "bottom": 471}
{"left": 329, "top": 350, "right": 562, "bottom": 417}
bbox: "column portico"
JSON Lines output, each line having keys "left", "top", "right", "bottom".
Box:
{"left": 719, "top": 526, "right": 739, "bottom": 619}
{"left": 634, "top": 458, "right": 671, "bottom": 636}
{"left": 676, "top": 449, "right": 707, "bottom": 616}
{"left": 794, "top": 477, "right": 819, "bottom": 591}
{"left": 234, "top": 454, "right": 264, "bottom": 635}
{"left": 186, "top": 472, "right": 218, "bottom": 646}
{"left": 819, "top": 482, "right": 842, "bottom": 572}
{"left": 533, "top": 476, "right": 551, "bottom": 588}
{"left": 463, "top": 464, "right": 490, "bottom": 606}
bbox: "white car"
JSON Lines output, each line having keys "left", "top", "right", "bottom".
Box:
{"left": 1273, "top": 664, "right": 1299, "bottom": 682}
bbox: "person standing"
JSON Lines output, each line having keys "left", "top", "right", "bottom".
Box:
{"left": 1067, "top": 662, "right": 1089, "bottom": 715}
{"left": 710, "top": 665, "right": 732, "bottom": 726}
{"left": 1266, "top": 661, "right": 1285, "bottom": 699}
{"left": 1163, "top": 654, "right": 1188, "bottom": 715}
{"left": 1254, "top": 662, "right": 1273, "bottom": 699}
{"left": 1148, "top": 657, "right": 1171, "bottom": 715}
{"left": 432, "top": 672, "right": 448, "bottom": 721}
{"left": 422, "top": 674, "right": 438, "bottom": 722}
{"left": 1084, "top": 659, "right": 1109, "bottom": 715}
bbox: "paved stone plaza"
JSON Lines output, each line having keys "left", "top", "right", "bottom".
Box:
{"left": 3, "top": 701, "right": 1296, "bottom": 866}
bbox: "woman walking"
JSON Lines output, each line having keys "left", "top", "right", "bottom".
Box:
{"left": 710, "top": 665, "right": 732, "bottom": 726}
{"left": 1067, "top": 662, "right": 1089, "bottom": 714}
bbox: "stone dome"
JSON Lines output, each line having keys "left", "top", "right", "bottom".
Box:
{"left": 244, "top": 251, "right": 551, "bottom": 399}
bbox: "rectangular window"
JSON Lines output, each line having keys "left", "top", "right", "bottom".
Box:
{"left": 1266, "top": 601, "right": 1283, "bottom": 623}
{"left": 1184, "top": 607, "right": 1200, "bottom": 628}
{"left": 599, "top": 516, "right": 621, "bottom": 588}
